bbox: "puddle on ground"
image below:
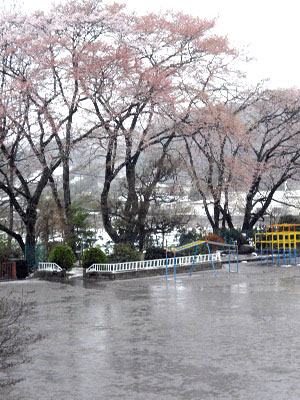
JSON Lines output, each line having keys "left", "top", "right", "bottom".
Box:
{"left": 2, "top": 265, "right": 300, "bottom": 399}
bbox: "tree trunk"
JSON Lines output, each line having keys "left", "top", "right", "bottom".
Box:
{"left": 212, "top": 200, "right": 221, "bottom": 234}
{"left": 62, "top": 157, "right": 76, "bottom": 249}
{"left": 8, "top": 167, "right": 14, "bottom": 250}
{"left": 24, "top": 206, "right": 37, "bottom": 269}
{"left": 48, "top": 175, "right": 68, "bottom": 238}
{"left": 101, "top": 180, "right": 122, "bottom": 244}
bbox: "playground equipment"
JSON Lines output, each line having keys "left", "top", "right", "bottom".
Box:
{"left": 166, "top": 239, "right": 238, "bottom": 280}
{"left": 255, "top": 224, "right": 300, "bottom": 250}
{"left": 257, "top": 247, "right": 298, "bottom": 267}
{"left": 255, "top": 224, "right": 300, "bottom": 267}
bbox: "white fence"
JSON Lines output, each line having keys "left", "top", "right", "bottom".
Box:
{"left": 38, "top": 262, "right": 63, "bottom": 272}
{"left": 86, "top": 252, "right": 221, "bottom": 274}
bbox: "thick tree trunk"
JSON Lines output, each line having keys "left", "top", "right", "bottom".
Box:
{"left": 48, "top": 175, "right": 68, "bottom": 237}
{"left": 62, "top": 157, "right": 76, "bottom": 248}
{"left": 101, "top": 180, "right": 122, "bottom": 244}
{"left": 124, "top": 162, "right": 139, "bottom": 239}
{"left": 137, "top": 200, "right": 151, "bottom": 252}
{"left": 212, "top": 200, "right": 221, "bottom": 234}
{"left": 24, "top": 206, "right": 37, "bottom": 268}
{"left": 8, "top": 167, "right": 14, "bottom": 250}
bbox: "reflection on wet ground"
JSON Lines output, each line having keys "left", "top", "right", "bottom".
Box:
{"left": 2, "top": 264, "right": 300, "bottom": 399}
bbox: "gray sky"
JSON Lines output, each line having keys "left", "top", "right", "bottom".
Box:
{"left": 15, "top": 0, "right": 300, "bottom": 89}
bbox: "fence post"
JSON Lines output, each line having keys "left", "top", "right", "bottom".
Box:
{"left": 206, "top": 241, "right": 216, "bottom": 277}
{"left": 165, "top": 251, "right": 168, "bottom": 280}
{"left": 190, "top": 246, "right": 198, "bottom": 277}
{"left": 174, "top": 251, "right": 177, "bottom": 281}
{"left": 10, "top": 262, "right": 16, "bottom": 280}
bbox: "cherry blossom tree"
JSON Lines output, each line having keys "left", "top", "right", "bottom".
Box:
{"left": 73, "top": 4, "right": 239, "bottom": 248}
{"left": 0, "top": 18, "right": 63, "bottom": 257}
{"left": 0, "top": 0, "right": 246, "bottom": 251}
{"left": 0, "top": 1, "right": 113, "bottom": 249}
{"left": 28, "top": 0, "right": 125, "bottom": 248}
{"left": 0, "top": 83, "right": 61, "bottom": 256}
{"left": 240, "top": 89, "right": 300, "bottom": 231}
{"left": 182, "top": 88, "right": 300, "bottom": 234}
{"left": 182, "top": 102, "right": 247, "bottom": 233}
{"left": 107, "top": 147, "right": 192, "bottom": 250}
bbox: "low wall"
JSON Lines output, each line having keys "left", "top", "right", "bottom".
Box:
{"left": 34, "top": 269, "right": 67, "bottom": 279}
{"left": 84, "top": 261, "right": 222, "bottom": 280}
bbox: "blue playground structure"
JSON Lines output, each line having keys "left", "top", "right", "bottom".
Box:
{"left": 259, "top": 247, "right": 298, "bottom": 267}
{"left": 166, "top": 239, "right": 238, "bottom": 281}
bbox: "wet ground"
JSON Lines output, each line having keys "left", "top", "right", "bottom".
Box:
{"left": 2, "top": 264, "right": 300, "bottom": 399}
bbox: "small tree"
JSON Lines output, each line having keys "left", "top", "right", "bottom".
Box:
{"left": 219, "top": 228, "right": 248, "bottom": 247}
{"left": 70, "top": 202, "right": 97, "bottom": 252}
{"left": 82, "top": 247, "right": 107, "bottom": 269}
{"left": 109, "top": 243, "right": 141, "bottom": 263}
{"left": 174, "top": 227, "right": 206, "bottom": 256}
{"left": 48, "top": 244, "right": 76, "bottom": 270}
{"left": 144, "top": 247, "right": 166, "bottom": 260}
{"left": 177, "top": 228, "right": 204, "bottom": 247}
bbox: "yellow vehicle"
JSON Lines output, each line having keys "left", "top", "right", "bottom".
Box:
{"left": 255, "top": 224, "right": 300, "bottom": 250}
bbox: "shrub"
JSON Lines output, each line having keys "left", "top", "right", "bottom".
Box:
{"left": 278, "top": 214, "right": 300, "bottom": 224}
{"left": 48, "top": 244, "right": 76, "bottom": 270}
{"left": 174, "top": 227, "right": 205, "bottom": 256}
{"left": 109, "top": 243, "right": 141, "bottom": 263}
{"left": 82, "top": 247, "right": 107, "bottom": 269}
{"left": 0, "top": 239, "right": 22, "bottom": 263}
{"left": 219, "top": 228, "right": 248, "bottom": 246}
{"left": 144, "top": 247, "right": 166, "bottom": 260}
{"left": 177, "top": 227, "right": 204, "bottom": 247}
{"left": 204, "top": 233, "right": 225, "bottom": 252}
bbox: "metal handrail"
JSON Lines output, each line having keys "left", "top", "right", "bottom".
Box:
{"left": 86, "top": 252, "right": 221, "bottom": 274}
{"left": 38, "top": 262, "right": 62, "bottom": 272}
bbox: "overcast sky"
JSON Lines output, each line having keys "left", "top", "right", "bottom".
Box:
{"left": 12, "top": 0, "right": 300, "bottom": 89}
